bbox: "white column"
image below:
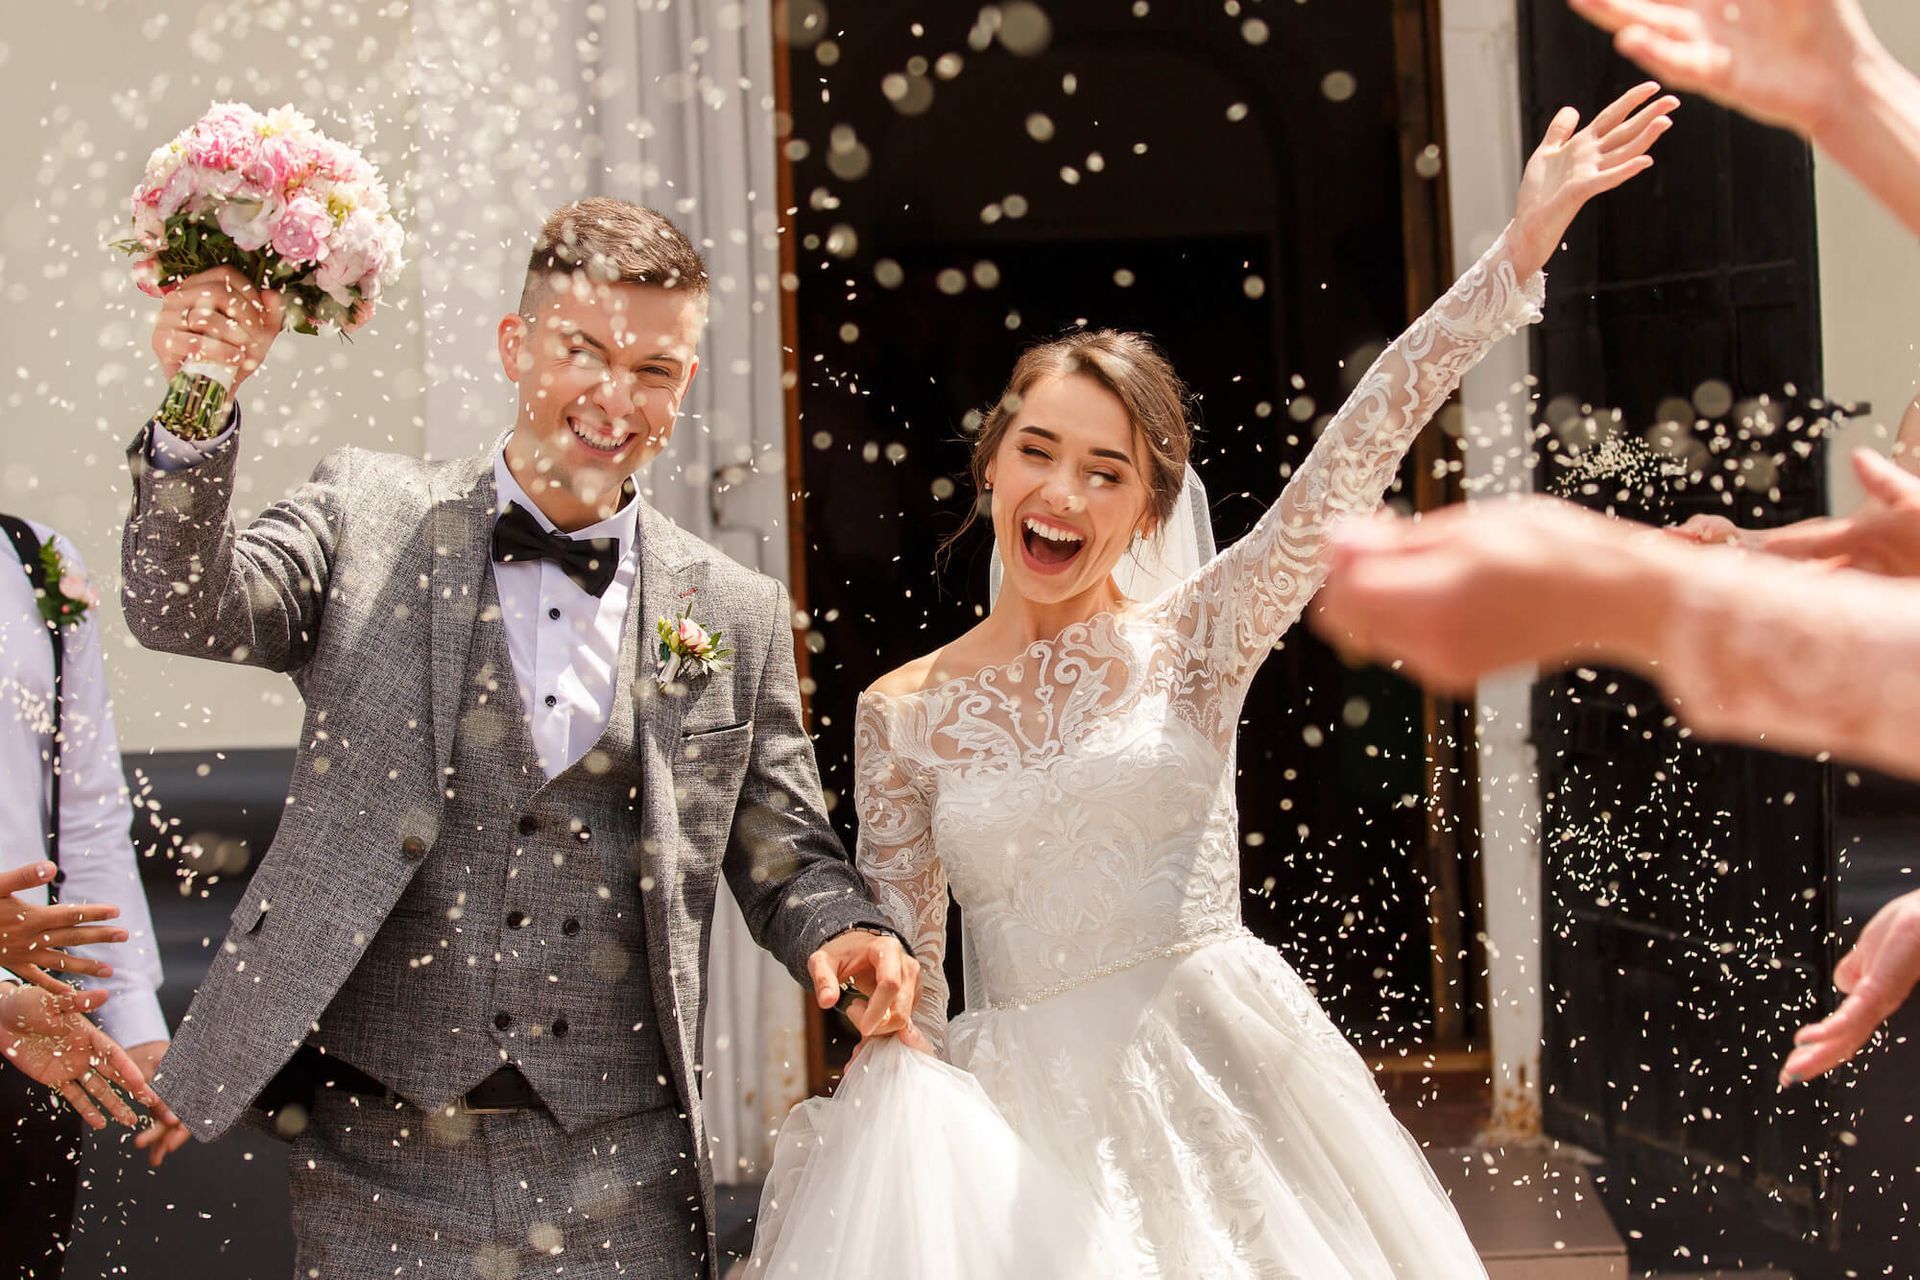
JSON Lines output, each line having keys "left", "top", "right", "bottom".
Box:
{"left": 1439, "top": 0, "right": 1545, "bottom": 1141}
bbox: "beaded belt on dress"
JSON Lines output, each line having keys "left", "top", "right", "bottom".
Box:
{"left": 972, "top": 923, "right": 1254, "bottom": 1013}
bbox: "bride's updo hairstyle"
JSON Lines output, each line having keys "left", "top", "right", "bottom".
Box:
{"left": 948, "top": 330, "right": 1193, "bottom": 554}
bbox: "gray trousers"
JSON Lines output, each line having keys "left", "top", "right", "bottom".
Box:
{"left": 287, "top": 1089, "right": 706, "bottom": 1279}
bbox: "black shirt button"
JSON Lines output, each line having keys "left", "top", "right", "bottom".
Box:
{"left": 544, "top": 693, "right": 557, "bottom": 708}
{"left": 517, "top": 814, "right": 538, "bottom": 836}
{"left": 506, "top": 910, "right": 528, "bottom": 929}
{"left": 400, "top": 836, "right": 429, "bottom": 860}
{"left": 547, "top": 606, "right": 561, "bottom": 621}
{"left": 493, "top": 1011, "right": 512, "bottom": 1030}
{"left": 561, "top": 917, "right": 581, "bottom": 937}
{"left": 551, "top": 1018, "right": 570, "bottom": 1039}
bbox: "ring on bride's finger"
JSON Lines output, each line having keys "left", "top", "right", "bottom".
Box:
{"left": 839, "top": 978, "right": 866, "bottom": 1001}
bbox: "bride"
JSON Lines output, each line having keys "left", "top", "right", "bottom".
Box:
{"left": 750, "top": 83, "right": 1677, "bottom": 1279}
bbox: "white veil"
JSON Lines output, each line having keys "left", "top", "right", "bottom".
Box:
{"left": 972, "top": 463, "right": 1215, "bottom": 1006}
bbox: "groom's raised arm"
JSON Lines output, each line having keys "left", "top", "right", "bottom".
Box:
{"left": 122, "top": 429, "right": 349, "bottom": 674}
{"left": 123, "top": 268, "right": 343, "bottom": 674}
{"left": 123, "top": 268, "right": 351, "bottom": 671}
{"left": 724, "top": 578, "right": 905, "bottom": 980}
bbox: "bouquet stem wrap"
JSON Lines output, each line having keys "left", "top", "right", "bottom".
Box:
{"left": 155, "top": 360, "right": 235, "bottom": 441}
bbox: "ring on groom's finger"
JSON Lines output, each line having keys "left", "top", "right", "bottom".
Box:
{"left": 839, "top": 978, "right": 866, "bottom": 1001}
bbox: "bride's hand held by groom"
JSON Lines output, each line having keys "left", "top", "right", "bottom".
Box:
{"left": 808, "top": 928, "right": 929, "bottom": 1051}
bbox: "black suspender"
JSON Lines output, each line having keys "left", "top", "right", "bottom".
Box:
{"left": 1, "top": 514, "right": 65, "bottom": 902}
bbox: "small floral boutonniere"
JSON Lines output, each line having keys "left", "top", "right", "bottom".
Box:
{"left": 656, "top": 598, "right": 733, "bottom": 690}
{"left": 36, "top": 542, "right": 100, "bottom": 629}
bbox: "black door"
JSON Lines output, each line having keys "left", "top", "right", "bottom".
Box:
{"left": 1513, "top": 9, "right": 1915, "bottom": 1276}
{"left": 783, "top": 0, "right": 1473, "bottom": 1057}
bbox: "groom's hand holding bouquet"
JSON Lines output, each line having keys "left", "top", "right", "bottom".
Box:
{"left": 150, "top": 266, "right": 284, "bottom": 410}
{"left": 118, "top": 102, "right": 403, "bottom": 438}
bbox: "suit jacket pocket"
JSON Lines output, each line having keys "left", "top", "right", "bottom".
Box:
{"left": 228, "top": 884, "right": 272, "bottom": 936}
{"left": 673, "top": 722, "right": 753, "bottom": 849}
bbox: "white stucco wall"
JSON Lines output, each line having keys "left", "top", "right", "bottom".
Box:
{"left": 0, "top": 3, "right": 425, "bottom": 753}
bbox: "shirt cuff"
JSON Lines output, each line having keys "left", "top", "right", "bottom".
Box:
{"left": 148, "top": 408, "right": 240, "bottom": 472}
{"left": 93, "top": 985, "right": 171, "bottom": 1049}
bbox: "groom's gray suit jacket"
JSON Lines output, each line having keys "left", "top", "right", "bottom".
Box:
{"left": 120, "top": 426, "right": 893, "bottom": 1261}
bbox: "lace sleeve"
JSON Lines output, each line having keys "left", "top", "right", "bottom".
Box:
{"left": 851, "top": 693, "right": 952, "bottom": 1057}
{"left": 1155, "top": 231, "right": 1546, "bottom": 718}
{"left": 1662, "top": 555, "right": 1920, "bottom": 779}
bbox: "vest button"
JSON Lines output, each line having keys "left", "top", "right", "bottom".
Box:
{"left": 517, "top": 814, "right": 538, "bottom": 836}
{"left": 561, "top": 917, "right": 581, "bottom": 937}
{"left": 574, "top": 824, "right": 592, "bottom": 843}
{"left": 493, "top": 1011, "right": 512, "bottom": 1030}
{"left": 400, "top": 836, "right": 429, "bottom": 860}
{"left": 506, "top": 910, "right": 528, "bottom": 929}
{"left": 551, "top": 1017, "right": 570, "bottom": 1039}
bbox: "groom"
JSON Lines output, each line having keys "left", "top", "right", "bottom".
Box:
{"left": 122, "top": 198, "right": 920, "bottom": 1277}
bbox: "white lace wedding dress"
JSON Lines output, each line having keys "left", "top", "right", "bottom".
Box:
{"left": 749, "top": 233, "right": 1544, "bottom": 1279}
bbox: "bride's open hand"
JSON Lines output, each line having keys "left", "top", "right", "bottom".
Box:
{"left": 1508, "top": 81, "right": 1680, "bottom": 280}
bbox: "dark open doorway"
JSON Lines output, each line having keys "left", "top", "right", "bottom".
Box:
{"left": 776, "top": 0, "right": 1483, "bottom": 1078}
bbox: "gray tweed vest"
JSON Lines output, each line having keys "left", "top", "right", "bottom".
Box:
{"left": 310, "top": 570, "right": 673, "bottom": 1132}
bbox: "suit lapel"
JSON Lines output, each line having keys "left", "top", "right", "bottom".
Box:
{"left": 631, "top": 502, "right": 706, "bottom": 1105}
{"left": 428, "top": 453, "right": 499, "bottom": 783}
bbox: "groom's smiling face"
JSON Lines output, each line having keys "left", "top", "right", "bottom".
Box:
{"left": 498, "top": 276, "right": 704, "bottom": 530}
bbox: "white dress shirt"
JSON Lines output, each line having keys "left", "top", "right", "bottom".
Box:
{"left": 489, "top": 453, "right": 642, "bottom": 777}
{"left": 0, "top": 522, "right": 167, "bottom": 1046}
{"left": 150, "top": 417, "right": 641, "bottom": 779}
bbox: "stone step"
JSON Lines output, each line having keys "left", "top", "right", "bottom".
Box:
{"left": 1430, "top": 1143, "right": 1629, "bottom": 1279}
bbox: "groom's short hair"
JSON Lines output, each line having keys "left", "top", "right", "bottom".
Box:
{"left": 519, "top": 198, "right": 709, "bottom": 314}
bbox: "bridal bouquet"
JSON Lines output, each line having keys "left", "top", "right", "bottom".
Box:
{"left": 114, "top": 102, "right": 405, "bottom": 437}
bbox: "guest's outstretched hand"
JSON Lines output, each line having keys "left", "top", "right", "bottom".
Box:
{"left": 0, "top": 860, "right": 126, "bottom": 980}
{"left": 809, "top": 929, "right": 923, "bottom": 1042}
{"left": 1568, "top": 0, "right": 1873, "bottom": 135}
{"left": 1314, "top": 497, "right": 1681, "bottom": 692}
{"left": 0, "top": 977, "right": 173, "bottom": 1132}
{"left": 1509, "top": 81, "right": 1679, "bottom": 280}
{"left": 1757, "top": 450, "right": 1920, "bottom": 578}
{"left": 1782, "top": 888, "right": 1920, "bottom": 1085}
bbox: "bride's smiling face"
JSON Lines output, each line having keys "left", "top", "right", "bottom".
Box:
{"left": 986, "top": 372, "right": 1156, "bottom": 608}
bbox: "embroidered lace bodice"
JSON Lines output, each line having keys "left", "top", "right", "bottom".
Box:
{"left": 857, "top": 235, "right": 1546, "bottom": 1054}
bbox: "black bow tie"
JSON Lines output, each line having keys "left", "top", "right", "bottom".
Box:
{"left": 490, "top": 502, "right": 619, "bottom": 597}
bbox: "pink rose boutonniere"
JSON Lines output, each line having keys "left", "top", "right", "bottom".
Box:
{"left": 37, "top": 543, "right": 100, "bottom": 629}
{"left": 656, "top": 599, "right": 734, "bottom": 691}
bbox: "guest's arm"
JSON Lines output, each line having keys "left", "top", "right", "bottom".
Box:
{"left": 1570, "top": 0, "right": 1920, "bottom": 236}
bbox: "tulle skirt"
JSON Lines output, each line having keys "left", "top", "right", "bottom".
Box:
{"left": 749, "top": 934, "right": 1487, "bottom": 1279}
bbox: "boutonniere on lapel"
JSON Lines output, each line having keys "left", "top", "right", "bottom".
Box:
{"left": 656, "top": 594, "right": 733, "bottom": 691}
{"left": 36, "top": 542, "right": 100, "bottom": 630}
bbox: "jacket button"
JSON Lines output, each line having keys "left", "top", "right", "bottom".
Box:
{"left": 517, "top": 814, "right": 538, "bottom": 836}
{"left": 493, "top": 1011, "right": 512, "bottom": 1030}
{"left": 506, "top": 910, "right": 528, "bottom": 929}
{"left": 574, "top": 824, "right": 592, "bottom": 843}
{"left": 551, "top": 1017, "right": 570, "bottom": 1039}
{"left": 400, "top": 836, "right": 429, "bottom": 860}
{"left": 561, "top": 917, "right": 580, "bottom": 937}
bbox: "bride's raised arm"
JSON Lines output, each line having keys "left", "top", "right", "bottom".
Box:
{"left": 1156, "top": 83, "right": 1676, "bottom": 692}
{"left": 850, "top": 694, "right": 952, "bottom": 1057}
